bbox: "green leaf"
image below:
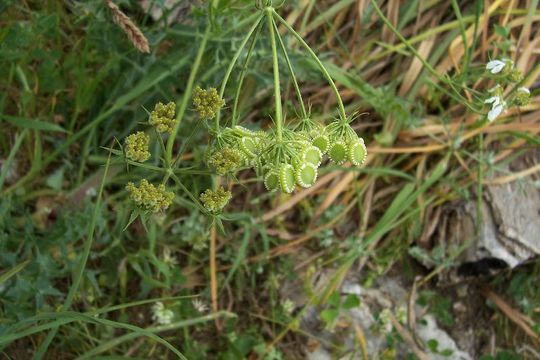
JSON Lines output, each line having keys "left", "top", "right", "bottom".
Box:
{"left": 342, "top": 294, "right": 360, "bottom": 310}
{"left": 0, "top": 260, "right": 30, "bottom": 285}
{"left": 320, "top": 308, "right": 339, "bottom": 325}
{"left": 1, "top": 114, "right": 67, "bottom": 132}
{"left": 426, "top": 339, "right": 439, "bottom": 352}
{"left": 46, "top": 166, "right": 65, "bottom": 190}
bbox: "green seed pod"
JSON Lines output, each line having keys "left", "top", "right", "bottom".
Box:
{"left": 279, "top": 164, "right": 296, "bottom": 194}
{"left": 301, "top": 145, "right": 322, "bottom": 167}
{"left": 233, "top": 125, "right": 254, "bottom": 137}
{"left": 264, "top": 170, "right": 279, "bottom": 191}
{"left": 295, "top": 163, "right": 318, "bottom": 188}
{"left": 348, "top": 138, "right": 367, "bottom": 166}
{"left": 328, "top": 141, "right": 347, "bottom": 164}
{"left": 240, "top": 137, "right": 258, "bottom": 157}
{"left": 311, "top": 134, "right": 329, "bottom": 154}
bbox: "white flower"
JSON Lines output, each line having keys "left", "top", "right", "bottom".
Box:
{"left": 151, "top": 302, "right": 174, "bottom": 325}
{"left": 192, "top": 298, "right": 208, "bottom": 313}
{"left": 486, "top": 59, "right": 507, "bottom": 74}
{"left": 162, "top": 247, "right": 177, "bottom": 268}
{"left": 488, "top": 103, "right": 506, "bottom": 122}
{"left": 485, "top": 95, "right": 506, "bottom": 122}
{"left": 517, "top": 87, "right": 530, "bottom": 95}
{"left": 484, "top": 96, "right": 501, "bottom": 107}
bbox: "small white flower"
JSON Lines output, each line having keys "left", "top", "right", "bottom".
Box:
{"left": 517, "top": 87, "right": 530, "bottom": 95}
{"left": 487, "top": 102, "right": 506, "bottom": 122}
{"left": 485, "top": 95, "right": 506, "bottom": 122}
{"left": 85, "top": 187, "right": 97, "bottom": 197}
{"left": 486, "top": 59, "right": 507, "bottom": 74}
{"left": 192, "top": 298, "right": 208, "bottom": 313}
{"left": 484, "top": 96, "right": 501, "bottom": 107}
{"left": 162, "top": 247, "right": 178, "bottom": 268}
{"left": 151, "top": 302, "right": 174, "bottom": 325}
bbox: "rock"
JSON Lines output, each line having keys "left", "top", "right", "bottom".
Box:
{"left": 416, "top": 315, "right": 472, "bottom": 360}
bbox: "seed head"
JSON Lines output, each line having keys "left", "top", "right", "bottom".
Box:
{"left": 126, "top": 179, "right": 174, "bottom": 213}
{"left": 125, "top": 131, "right": 151, "bottom": 162}
{"left": 193, "top": 86, "right": 225, "bottom": 119}
{"left": 149, "top": 102, "right": 176, "bottom": 133}
{"left": 200, "top": 186, "right": 232, "bottom": 214}
{"left": 513, "top": 87, "right": 531, "bottom": 107}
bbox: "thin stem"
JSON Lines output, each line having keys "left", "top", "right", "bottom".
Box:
{"left": 369, "top": 0, "right": 479, "bottom": 113}
{"left": 166, "top": 25, "right": 211, "bottom": 165}
{"left": 267, "top": 7, "right": 283, "bottom": 141}
{"left": 272, "top": 10, "right": 346, "bottom": 121}
{"left": 231, "top": 21, "right": 263, "bottom": 126}
{"left": 34, "top": 145, "right": 113, "bottom": 359}
{"left": 273, "top": 17, "right": 307, "bottom": 119}
{"left": 215, "top": 14, "right": 265, "bottom": 131}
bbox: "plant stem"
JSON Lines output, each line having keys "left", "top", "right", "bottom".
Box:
{"left": 267, "top": 7, "right": 283, "bottom": 141}
{"left": 166, "top": 26, "right": 211, "bottom": 165}
{"left": 231, "top": 21, "right": 263, "bottom": 126}
{"left": 272, "top": 10, "right": 346, "bottom": 121}
{"left": 33, "top": 144, "right": 113, "bottom": 359}
{"left": 215, "top": 14, "right": 264, "bottom": 131}
{"left": 273, "top": 17, "right": 307, "bottom": 119}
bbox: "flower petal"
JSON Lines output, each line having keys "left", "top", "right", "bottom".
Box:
{"left": 484, "top": 96, "right": 500, "bottom": 106}
{"left": 488, "top": 104, "right": 504, "bottom": 122}
{"left": 518, "top": 87, "right": 530, "bottom": 94}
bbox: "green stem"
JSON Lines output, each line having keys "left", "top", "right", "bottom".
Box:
{"left": 231, "top": 21, "right": 263, "bottom": 126}
{"left": 369, "top": 0, "right": 478, "bottom": 113}
{"left": 166, "top": 26, "right": 211, "bottom": 165}
{"left": 267, "top": 7, "right": 283, "bottom": 141}
{"left": 273, "top": 17, "right": 307, "bottom": 119}
{"left": 33, "top": 145, "right": 113, "bottom": 359}
{"left": 272, "top": 10, "right": 346, "bottom": 121}
{"left": 215, "top": 14, "right": 264, "bottom": 131}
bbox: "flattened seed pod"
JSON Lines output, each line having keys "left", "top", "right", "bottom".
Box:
{"left": 311, "top": 134, "right": 329, "bottom": 154}
{"left": 295, "top": 163, "right": 318, "bottom": 188}
{"left": 240, "top": 137, "right": 258, "bottom": 157}
{"left": 328, "top": 141, "right": 347, "bottom": 164}
{"left": 279, "top": 164, "right": 296, "bottom": 193}
{"left": 348, "top": 138, "right": 367, "bottom": 166}
{"left": 301, "top": 145, "right": 322, "bottom": 167}
{"left": 264, "top": 170, "right": 279, "bottom": 191}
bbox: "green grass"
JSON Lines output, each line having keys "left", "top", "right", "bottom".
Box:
{"left": 1, "top": 0, "right": 539, "bottom": 358}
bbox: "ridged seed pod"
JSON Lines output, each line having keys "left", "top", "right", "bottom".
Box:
{"left": 295, "top": 163, "right": 318, "bottom": 188}
{"left": 311, "top": 134, "right": 329, "bottom": 154}
{"left": 279, "top": 164, "right": 295, "bottom": 193}
{"left": 328, "top": 141, "right": 347, "bottom": 164}
{"left": 348, "top": 138, "right": 367, "bottom": 166}
{"left": 301, "top": 145, "right": 322, "bottom": 167}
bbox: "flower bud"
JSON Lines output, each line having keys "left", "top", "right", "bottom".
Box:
{"left": 149, "top": 102, "right": 176, "bottom": 133}
{"left": 193, "top": 87, "right": 225, "bottom": 119}
{"left": 126, "top": 179, "right": 174, "bottom": 213}
{"left": 125, "top": 131, "right": 151, "bottom": 162}
{"left": 200, "top": 186, "right": 232, "bottom": 214}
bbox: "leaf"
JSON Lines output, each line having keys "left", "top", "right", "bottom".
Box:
{"left": 0, "top": 260, "right": 30, "bottom": 285}
{"left": 320, "top": 308, "right": 339, "bottom": 325}
{"left": 342, "top": 294, "right": 360, "bottom": 310}
{"left": 1, "top": 115, "right": 67, "bottom": 132}
{"left": 46, "top": 166, "right": 65, "bottom": 190}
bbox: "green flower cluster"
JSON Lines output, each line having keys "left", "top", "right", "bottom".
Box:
{"left": 200, "top": 186, "right": 232, "bottom": 214}
{"left": 207, "top": 117, "right": 367, "bottom": 194}
{"left": 193, "top": 87, "right": 225, "bottom": 119}
{"left": 149, "top": 102, "right": 176, "bottom": 133}
{"left": 207, "top": 147, "right": 245, "bottom": 175}
{"left": 124, "top": 131, "right": 151, "bottom": 162}
{"left": 126, "top": 179, "right": 174, "bottom": 213}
